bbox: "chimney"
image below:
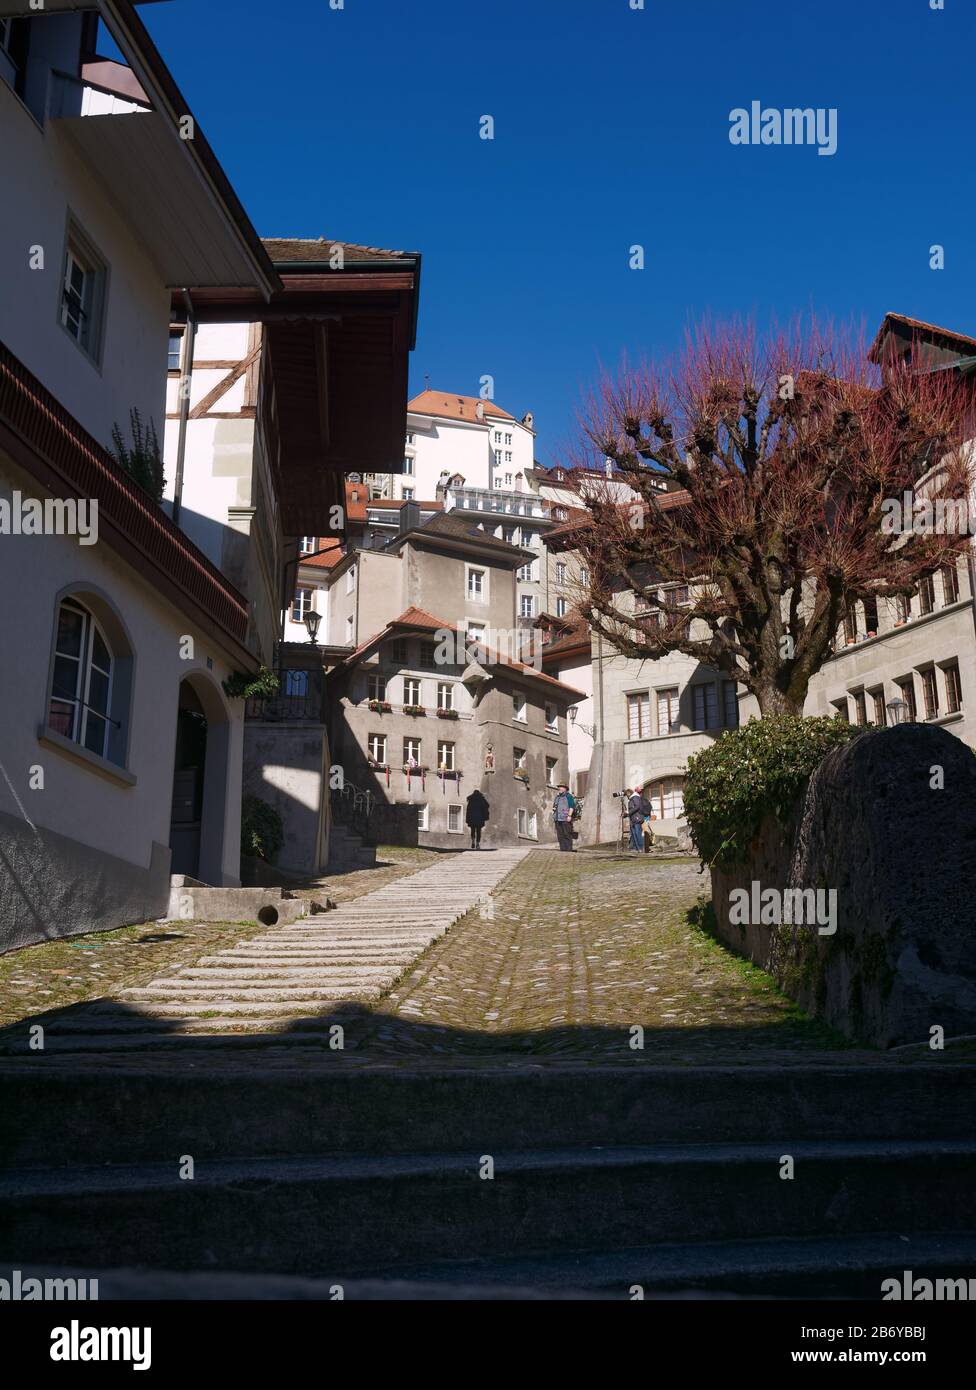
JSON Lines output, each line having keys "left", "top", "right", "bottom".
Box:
{"left": 522, "top": 411, "right": 533, "bottom": 429}
{"left": 399, "top": 500, "right": 420, "bottom": 534}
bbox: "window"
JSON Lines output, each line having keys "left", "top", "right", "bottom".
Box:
{"left": 504, "top": 473, "right": 512, "bottom": 486}
{"left": 579, "top": 566, "right": 589, "bottom": 586}
{"left": 346, "top": 565, "right": 356, "bottom": 594}
{"left": 404, "top": 677, "right": 422, "bottom": 705}
{"left": 406, "top": 433, "right": 414, "bottom": 445}
{"left": 627, "top": 692, "right": 650, "bottom": 739}
{"left": 403, "top": 736, "right": 422, "bottom": 766}
{"left": 722, "top": 681, "right": 739, "bottom": 729}
{"left": 919, "top": 575, "right": 935, "bottom": 616}
{"left": 167, "top": 330, "right": 183, "bottom": 372}
{"left": 48, "top": 598, "right": 113, "bottom": 758}
{"left": 546, "top": 757, "right": 558, "bottom": 786}
{"left": 503, "top": 526, "right": 516, "bottom": 543}
{"left": 921, "top": 668, "right": 939, "bottom": 720}
{"left": 367, "top": 674, "right": 387, "bottom": 702}
{"left": 345, "top": 615, "right": 354, "bottom": 643}
{"left": 467, "top": 567, "right": 486, "bottom": 600}
{"left": 851, "top": 689, "right": 867, "bottom": 727}
{"left": 895, "top": 593, "right": 911, "bottom": 624}
{"left": 556, "top": 562, "right": 567, "bottom": 584}
{"left": 403, "top": 456, "right": 414, "bottom": 476}
{"left": 513, "top": 747, "right": 527, "bottom": 771}
{"left": 504, "top": 452, "right": 512, "bottom": 464}
{"left": 60, "top": 225, "right": 107, "bottom": 360}
{"left": 942, "top": 564, "right": 960, "bottom": 606}
{"left": 523, "top": 530, "right": 537, "bottom": 548}
{"left": 437, "top": 681, "right": 454, "bottom": 711}
{"left": 291, "top": 587, "right": 314, "bottom": 622}
{"left": 390, "top": 638, "right": 408, "bottom": 664}
{"left": 554, "top": 507, "right": 568, "bottom": 521}
{"left": 870, "top": 687, "right": 887, "bottom": 726}
{"left": 944, "top": 661, "right": 963, "bottom": 714}
{"left": 402, "top": 487, "right": 414, "bottom": 501}
{"left": 555, "top": 597, "right": 568, "bottom": 618}
{"left": 448, "top": 803, "right": 463, "bottom": 833}
{"left": 519, "top": 594, "right": 536, "bottom": 618}
{"left": 863, "top": 597, "right": 879, "bottom": 634}
{"left": 832, "top": 697, "right": 849, "bottom": 722}
{"left": 545, "top": 703, "right": 558, "bottom": 731}
{"left": 494, "top": 430, "right": 502, "bottom": 443}
{"left": 284, "top": 669, "right": 309, "bottom": 697}
{"left": 842, "top": 607, "right": 857, "bottom": 643}
{"left": 517, "top": 561, "right": 534, "bottom": 582}
{"left": 416, "top": 804, "right": 429, "bottom": 832}
{"left": 692, "top": 683, "right": 719, "bottom": 731}
{"left": 517, "top": 808, "right": 538, "bottom": 839}
{"left": 437, "top": 740, "right": 455, "bottom": 771}
{"left": 505, "top": 433, "right": 512, "bottom": 445}
{"left": 367, "top": 733, "right": 387, "bottom": 763}
{"left": 420, "top": 641, "right": 438, "bottom": 668}
{"left": 646, "top": 777, "right": 685, "bottom": 820}
{"left": 299, "top": 536, "right": 317, "bottom": 555}
{"left": 896, "top": 677, "right": 917, "bottom": 721}
{"left": 513, "top": 692, "right": 527, "bottom": 722}
{"left": 657, "top": 687, "right": 679, "bottom": 735}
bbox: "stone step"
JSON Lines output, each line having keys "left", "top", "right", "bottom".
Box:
{"left": 115, "top": 989, "right": 382, "bottom": 1005}
{"left": 3, "top": 1066, "right": 971, "bottom": 1168}
{"left": 5, "top": 1140, "right": 973, "bottom": 1277}
{"left": 171, "top": 966, "right": 398, "bottom": 979}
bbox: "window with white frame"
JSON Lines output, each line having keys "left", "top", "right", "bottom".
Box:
{"left": 646, "top": 777, "right": 684, "bottom": 820}
{"left": 627, "top": 691, "right": 650, "bottom": 739}
{"left": 299, "top": 536, "right": 316, "bottom": 554}
{"left": 48, "top": 597, "right": 114, "bottom": 758}
{"left": 505, "top": 473, "right": 512, "bottom": 486}
{"left": 555, "top": 597, "right": 568, "bottom": 618}
{"left": 545, "top": 703, "right": 558, "bottom": 731}
{"left": 657, "top": 687, "right": 680, "bottom": 734}
{"left": 367, "top": 732, "right": 387, "bottom": 763}
{"left": 556, "top": 562, "right": 567, "bottom": 584}
{"left": 345, "top": 564, "right": 356, "bottom": 594}
{"left": 448, "top": 803, "right": 463, "bottom": 832}
{"left": 345, "top": 615, "right": 354, "bottom": 643}
{"left": 692, "top": 682, "right": 719, "bottom": 731}
{"left": 291, "top": 587, "right": 314, "bottom": 622}
{"left": 416, "top": 803, "right": 429, "bottom": 831}
{"left": 406, "top": 433, "right": 414, "bottom": 445}
{"left": 494, "top": 430, "right": 502, "bottom": 443}
{"left": 505, "top": 433, "right": 512, "bottom": 445}
{"left": 579, "top": 565, "right": 588, "bottom": 585}
{"left": 436, "top": 681, "right": 454, "bottom": 711}
{"left": 467, "top": 566, "right": 486, "bottom": 601}
{"left": 503, "top": 526, "right": 516, "bottom": 543}
{"left": 60, "top": 224, "right": 107, "bottom": 360}
{"left": 437, "top": 740, "right": 455, "bottom": 771}
{"left": 513, "top": 692, "right": 527, "bottom": 722}
{"left": 167, "top": 330, "right": 183, "bottom": 372}
{"left": 517, "top": 808, "right": 537, "bottom": 838}
{"left": 402, "top": 487, "right": 414, "bottom": 500}
{"left": 519, "top": 594, "right": 536, "bottom": 618}
{"left": 545, "top": 757, "right": 558, "bottom": 786}
{"left": 517, "top": 561, "right": 534, "bottom": 582}
{"left": 513, "top": 746, "right": 527, "bottom": 771}
{"left": 367, "top": 674, "right": 387, "bottom": 702}
{"left": 403, "top": 456, "right": 414, "bottom": 475}
{"left": 404, "top": 677, "right": 422, "bottom": 705}
{"left": 403, "top": 736, "right": 422, "bottom": 766}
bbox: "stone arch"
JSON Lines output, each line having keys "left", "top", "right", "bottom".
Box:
{"left": 170, "top": 669, "right": 233, "bottom": 884}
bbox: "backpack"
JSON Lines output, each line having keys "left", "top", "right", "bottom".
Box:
{"left": 639, "top": 795, "right": 653, "bottom": 818}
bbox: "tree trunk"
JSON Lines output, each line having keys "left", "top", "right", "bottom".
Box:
{"left": 753, "top": 681, "right": 806, "bottom": 718}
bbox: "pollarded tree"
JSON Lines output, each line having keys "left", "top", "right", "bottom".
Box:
{"left": 569, "top": 324, "right": 974, "bottom": 716}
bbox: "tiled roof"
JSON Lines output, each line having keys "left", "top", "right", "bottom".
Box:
{"left": 869, "top": 313, "right": 976, "bottom": 361}
{"left": 263, "top": 237, "right": 418, "bottom": 263}
{"left": 546, "top": 491, "right": 691, "bottom": 543}
{"left": 301, "top": 538, "right": 344, "bottom": 570}
{"left": 399, "top": 509, "right": 530, "bottom": 558}
{"left": 407, "top": 389, "right": 515, "bottom": 423}
{"left": 344, "top": 606, "right": 586, "bottom": 699}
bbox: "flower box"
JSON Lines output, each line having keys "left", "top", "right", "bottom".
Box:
{"left": 368, "top": 699, "right": 393, "bottom": 713}
{"left": 402, "top": 764, "right": 429, "bottom": 774}
{"left": 514, "top": 769, "right": 529, "bottom": 783}
{"left": 436, "top": 708, "right": 459, "bottom": 719}
{"left": 403, "top": 705, "right": 427, "bottom": 716}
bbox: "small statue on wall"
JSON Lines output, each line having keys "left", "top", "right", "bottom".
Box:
{"left": 484, "top": 743, "right": 495, "bottom": 773}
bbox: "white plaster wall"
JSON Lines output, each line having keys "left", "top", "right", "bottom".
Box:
{"left": 0, "top": 456, "right": 245, "bottom": 884}
{"left": 0, "top": 79, "right": 170, "bottom": 451}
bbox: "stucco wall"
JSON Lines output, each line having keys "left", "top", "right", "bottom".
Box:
{"left": 402, "top": 541, "right": 516, "bottom": 631}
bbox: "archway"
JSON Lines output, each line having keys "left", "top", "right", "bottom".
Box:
{"left": 169, "top": 673, "right": 232, "bottom": 884}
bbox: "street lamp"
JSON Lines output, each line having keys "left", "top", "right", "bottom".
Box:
{"left": 303, "top": 609, "right": 322, "bottom": 646}
{"left": 886, "top": 696, "right": 909, "bottom": 726}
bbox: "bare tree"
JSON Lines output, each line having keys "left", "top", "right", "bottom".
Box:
{"left": 568, "top": 323, "right": 974, "bottom": 715}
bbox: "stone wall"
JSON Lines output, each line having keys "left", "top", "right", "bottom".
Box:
{"left": 709, "top": 725, "right": 976, "bottom": 1047}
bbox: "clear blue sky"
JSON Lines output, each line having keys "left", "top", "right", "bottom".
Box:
{"left": 137, "top": 0, "right": 975, "bottom": 466}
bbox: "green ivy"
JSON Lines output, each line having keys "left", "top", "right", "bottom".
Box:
{"left": 222, "top": 667, "right": 280, "bottom": 700}
{"left": 241, "top": 794, "right": 283, "bottom": 863}
{"left": 684, "top": 714, "right": 859, "bottom": 867}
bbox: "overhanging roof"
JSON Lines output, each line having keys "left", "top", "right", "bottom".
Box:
{"left": 0, "top": 1, "right": 166, "bottom": 11}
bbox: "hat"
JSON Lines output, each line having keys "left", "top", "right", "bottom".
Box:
{"left": 557, "top": 782, "right": 569, "bottom": 790}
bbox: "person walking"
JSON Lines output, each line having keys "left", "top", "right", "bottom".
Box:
{"left": 553, "top": 782, "right": 577, "bottom": 852}
{"left": 465, "top": 789, "right": 490, "bottom": 849}
{"left": 627, "top": 787, "right": 646, "bottom": 854}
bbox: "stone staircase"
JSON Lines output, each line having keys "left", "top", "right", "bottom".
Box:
{"left": 1, "top": 1063, "right": 973, "bottom": 1297}
{"left": 0, "top": 848, "right": 529, "bottom": 1052}
{"left": 326, "top": 823, "right": 376, "bottom": 872}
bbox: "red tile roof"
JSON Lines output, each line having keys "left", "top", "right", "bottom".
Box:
{"left": 301, "top": 538, "right": 344, "bottom": 570}
{"left": 343, "top": 606, "right": 586, "bottom": 699}
{"left": 408, "top": 389, "right": 515, "bottom": 424}
{"left": 869, "top": 312, "right": 976, "bottom": 362}
{"left": 263, "top": 237, "right": 419, "bottom": 263}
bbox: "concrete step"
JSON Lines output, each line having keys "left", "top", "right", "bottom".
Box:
{"left": 2, "top": 1066, "right": 972, "bottom": 1168}
{"left": 4, "top": 1141, "right": 974, "bottom": 1277}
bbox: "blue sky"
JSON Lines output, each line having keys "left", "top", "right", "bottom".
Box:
{"left": 136, "top": 0, "right": 974, "bottom": 466}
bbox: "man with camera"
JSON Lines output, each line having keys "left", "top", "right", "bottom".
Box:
{"left": 552, "top": 782, "right": 578, "bottom": 852}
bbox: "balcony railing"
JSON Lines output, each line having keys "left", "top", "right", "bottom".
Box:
{"left": 246, "top": 668, "right": 326, "bottom": 722}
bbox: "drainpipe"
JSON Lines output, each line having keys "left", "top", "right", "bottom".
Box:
{"left": 171, "top": 289, "right": 197, "bottom": 529}
{"left": 595, "top": 632, "right": 605, "bottom": 843}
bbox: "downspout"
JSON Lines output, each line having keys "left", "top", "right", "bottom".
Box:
{"left": 171, "top": 289, "right": 197, "bottom": 528}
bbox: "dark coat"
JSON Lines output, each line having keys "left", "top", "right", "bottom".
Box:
{"left": 465, "top": 791, "right": 490, "bottom": 828}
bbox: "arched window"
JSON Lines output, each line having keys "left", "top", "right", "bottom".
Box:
{"left": 49, "top": 597, "right": 114, "bottom": 757}
{"left": 645, "top": 776, "right": 685, "bottom": 820}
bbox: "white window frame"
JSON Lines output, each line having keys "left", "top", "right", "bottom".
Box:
{"left": 437, "top": 681, "right": 454, "bottom": 711}
{"left": 367, "top": 673, "right": 387, "bottom": 702}
{"left": 367, "top": 732, "right": 387, "bottom": 763}
{"left": 513, "top": 691, "right": 527, "bottom": 723}
{"left": 416, "top": 803, "right": 429, "bottom": 832}
{"left": 466, "top": 564, "right": 488, "bottom": 603}
{"left": 545, "top": 703, "right": 558, "bottom": 732}
{"left": 346, "top": 564, "right": 356, "bottom": 595}
{"left": 555, "top": 597, "right": 568, "bottom": 618}
{"left": 437, "top": 740, "right": 455, "bottom": 771}
{"left": 447, "top": 803, "right": 463, "bottom": 833}
{"left": 519, "top": 594, "right": 536, "bottom": 618}
{"left": 404, "top": 677, "right": 422, "bottom": 706}
{"left": 59, "top": 221, "right": 108, "bottom": 362}
{"left": 657, "top": 686, "right": 680, "bottom": 735}
{"left": 291, "top": 587, "right": 314, "bottom": 623}
{"left": 517, "top": 808, "right": 538, "bottom": 839}
{"left": 403, "top": 736, "right": 422, "bottom": 765}
{"left": 48, "top": 597, "right": 114, "bottom": 759}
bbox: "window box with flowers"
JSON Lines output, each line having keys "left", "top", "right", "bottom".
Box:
{"left": 436, "top": 707, "right": 460, "bottom": 719}
{"left": 438, "top": 766, "right": 461, "bottom": 779}
{"left": 368, "top": 699, "right": 393, "bottom": 713}
{"left": 403, "top": 704, "right": 427, "bottom": 716}
{"left": 514, "top": 768, "right": 530, "bottom": 785}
